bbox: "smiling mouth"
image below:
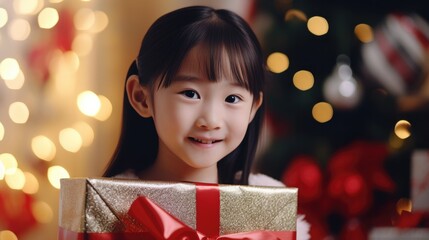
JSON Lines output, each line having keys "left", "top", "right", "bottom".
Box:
{"left": 189, "top": 137, "right": 222, "bottom": 144}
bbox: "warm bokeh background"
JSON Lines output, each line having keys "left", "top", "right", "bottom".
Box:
{"left": 1, "top": 0, "right": 428, "bottom": 239}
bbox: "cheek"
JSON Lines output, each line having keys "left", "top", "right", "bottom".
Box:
{"left": 228, "top": 110, "right": 252, "bottom": 140}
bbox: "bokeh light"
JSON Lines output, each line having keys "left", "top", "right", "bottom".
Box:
{"left": 293, "top": 70, "right": 314, "bottom": 91}
{"left": 0, "top": 162, "right": 4, "bottom": 180}
{"left": 267, "top": 52, "right": 289, "bottom": 73}
{"left": 77, "top": 90, "right": 101, "bottom": 116}
{"left": 38, "top": 7, "right": 59, "bottom": 29}
{"left": 0, "top": 121, "right": 4, "bottom": 141}
{"left": 8, "top": 18, "right": 31, "bottom": 41}
{"left": 0, "top": 8, "right": 8, "bottom": 29}
{"left": 312, "top": 102, "right": 334, "bottom": 123}
{"left": 73, "top": 121, "right": 94, "bottom": 147}
{"left": 13, "top": 0, "right": 43, "bottom": 15}
{"left": 9, "top": 101, "right": 30, "bottom": 124}
{"left": 284, "top": 9, "right": 307, "bottom": 22}
{"left": 91, "top": 10, "right": 109, "bottom": 33}
{"left": 0, "top": 230, "right": 18, "bottom": 240}
{"left": 0, "top": 58, "right": 20, "bottom": 81}
{"left": 307, "top": 16, "right": 329, "bottom": 36}
{"left": 5, "top": 168, "right": 25, "bottom": 190}
{"left": 396, "top": 198, "right": 412, "bottom": 215}
{"left": 74, "top": 8, "right": 95, "bottom": 31}
{"left": 3, "top": 70, "right": 25, "bottom": 90}
{"left": 354, "top": 23, "right": 374, "bottom": 43}
{"left": 0, "top": 153, "right": 18, "bottom": 175}
{"left": 94, "top": 95, "right": 112, "bottom": 121}
{"left": 31, "top": 135, "right": 56, "bottom": 161}
{"left": 63, "top": 51, "right": 80, "bottom": 72}
{"left": 32, "top": 201, "right": 53, "bottom": 223}
{"left": 72, "top": 33, "right": 93, "bottom": 56}
{"left": 394, "top": 120, "right": 411, "bottom": 139}
{"left": 23, "top": 171, "right": 40, "bottom": 194}
{"left": 59, "top": 128, "right": 83, "bottom": 152}
{"left": 47, "top": 165, "right": 70, "bottom": 189}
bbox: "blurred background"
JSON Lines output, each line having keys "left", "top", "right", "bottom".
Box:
{"left": 1, "top": 0, "right": 428, "bottom": 239}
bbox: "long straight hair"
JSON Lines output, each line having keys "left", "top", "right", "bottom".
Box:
{"left": 103, "top": 6, "right": 266, "bottom": 184}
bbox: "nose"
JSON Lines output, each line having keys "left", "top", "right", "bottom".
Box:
{"left": 196, "top": 102, "right": 222, "bottom": 130}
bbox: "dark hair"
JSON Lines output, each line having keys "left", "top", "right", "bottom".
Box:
{"left": 103, "top": 6, "right": 266, "bottom": 184}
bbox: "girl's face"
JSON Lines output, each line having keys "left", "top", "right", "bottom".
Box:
{"left": 147, "top": 45, "right": 262, "bottom": 174}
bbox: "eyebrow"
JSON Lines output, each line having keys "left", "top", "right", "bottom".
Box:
{"left": 174, "top": 74, "right": 246, "bottom": 88}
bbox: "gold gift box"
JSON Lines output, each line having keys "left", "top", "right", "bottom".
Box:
{"left": 59, "top": 178, "right": 297, "bottom": 238}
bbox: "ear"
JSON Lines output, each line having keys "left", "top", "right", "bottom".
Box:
{"left": 249, "top": 92, "right": 263, "bottom": 123}
{"left": 126, "top": 75, "right": 152, "bottom": 118}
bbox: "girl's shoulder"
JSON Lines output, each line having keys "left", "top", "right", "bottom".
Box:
{"left": 248, "top": 173, "right": 285, "bottom": 187}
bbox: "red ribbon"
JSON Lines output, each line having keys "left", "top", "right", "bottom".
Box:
{"left": 59, "top": 183, "right": 296, "bottom": 240}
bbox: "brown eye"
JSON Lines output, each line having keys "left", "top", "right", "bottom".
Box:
{"left": 225, "top": 95, "right": 241, "bottom": 103}
{"left": 180, "top": 90, "right": 200, "bottom": 99}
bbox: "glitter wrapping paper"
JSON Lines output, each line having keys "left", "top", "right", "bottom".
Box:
{"left": 58, "top": 178, "right": 297, "bottom": 239}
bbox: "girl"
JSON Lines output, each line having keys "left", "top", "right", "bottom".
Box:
{"left": 103, "top": 5, "right": 269, "bottom": 185}
{"left": 103, "top": 5, "right": 309, "bottom": 238}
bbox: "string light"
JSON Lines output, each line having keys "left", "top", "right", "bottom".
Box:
{"left": 91, "top": 10, "right": 109, "bottom": 33}
{"left": 31, "top": 135, "right": 57, "bottom": 161}
{"left": 0, "top": 121, "right": 4, "bottom": 141}
{"left": 94, "top": 95, "right": 112, "bottom": 121}
{"left": 23, "top": 171, "right": 40, "bottom": 194}
{"left": 3, "top": 70, "right": 25, "bottom": 90}
{"left": 293, "top": 70, "right": 314, "bottom": 91}
{"left": 13, "top": 0, "right": 43, "bottom": 15}
{"left": 38, "top": 7, "right": 59, "bottom": 29}
{"left": 59, "top": 127, "right": 83, "bottom": 152}
{"left": 77, "top": 90, "right": 101, "bottom": 116}
{"left": 73, "top": 121, "right": 94, "bottom": 146}
{"left": 394, "top": 120, "right": 411, "bottom": 139}
{"left": 0, "top": 153, "right": 18, "bottom": 175}
{"left": 0, "top": 230, "right": 18, "bottom": 240}
{"left": 0, "top": 58, "right": 20, "bottom": 81}
{"left": 74, "top": 8, "right": 95, "bottom": 31}
{"left": 0, "top": 162, "right": 4, "bottom": 180}
{"left": 5, "top": 168, "right": 25, "bottom": 190}
{"left": 47, "top": 165, "right": 70, "bottom": 189}
{"left": 312, "top": 102, "right": 334, "bottom": 123}
{"left": 8, "top": 18, "right": 31, "bottom": 41}
{"left": 0, "top": 1, "right": 111, "bottom": 238}
{"left": 354, "top": 23, "right": 373, "bottom": 43}
{"left": 307, "top": 16, "right": 329, "bottom": 36}
{"left": 0, "top": 8, "right": 8, "bottom": 29}
{"left": 9, "top": 101, "right": 30, "bottom": 124}
{"left": 267, "top": 52, "right": 289, "bottom": 73}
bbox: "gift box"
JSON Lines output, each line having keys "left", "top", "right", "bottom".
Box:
{"left": 411, "top": 150, "right": 429, "bottom": 211}
{"left": 58, "top": 178, "right": 297, "bottom": 240}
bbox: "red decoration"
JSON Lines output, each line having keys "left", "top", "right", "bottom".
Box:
{"left": 26, "top": 9, "right": 75, "bottom": 85}
{"left": 327, "top": 141, "right": 395, "bottom": 193}
{"left": 0, "top": 188, "right": 38, "bottom": 236}
{"left": 282, "top": 140, "right": 398, "bottom": 239}
{"left": 282, "top": 155, "right": 323, "bottom": 203}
